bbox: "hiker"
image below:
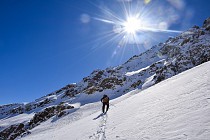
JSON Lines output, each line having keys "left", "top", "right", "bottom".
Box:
{"left": 101, "top": 94, "right": 109, "bottom": 113}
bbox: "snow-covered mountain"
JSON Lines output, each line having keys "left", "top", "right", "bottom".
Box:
{"left": 0, "top": 17, "right": 210, "bottom": 140}
{"left": 21, "top": 57, "right": 210, "bottom": 140}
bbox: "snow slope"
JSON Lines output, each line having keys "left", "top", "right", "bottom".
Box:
{"left": 21, "top": 61, "right": 210, "bottom": 140}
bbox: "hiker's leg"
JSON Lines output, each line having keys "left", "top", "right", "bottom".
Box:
{"left": 106, "top": 104, "right": 109, "bottom": 112}
{"left": 102, "top": 104, "right": 105, "bottom": 113}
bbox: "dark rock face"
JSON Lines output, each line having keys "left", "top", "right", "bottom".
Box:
{"left": 37, "top": 98, "right": 51, "bottom": 107}
{"left": 29, "top": 104, "right": 74, "bottom": 128}
{"left": 0, "top": 123, "right": 28, "bottom": 140}
{"left": 28, "top": 107, "right": 56, "bottom": 128}
{"left": 0, "top": 104, "right": 74, "bottom": 140}
{"left": 100, "top": 77, "right": 123, "bottom": 89}
{"left": 131, "top": 80, "right": 142, "bottom": 88}
{"left": 84, "top": 86, "right": 99, "bottom": 94}
{"left": 203, "top": 17, "right": 210, "bottom": 30}
{"left": 83, "top": 77, "right": 124, "bottom": 94}
{"left": 10, "top": 106, "right": 24, "bottom": 114}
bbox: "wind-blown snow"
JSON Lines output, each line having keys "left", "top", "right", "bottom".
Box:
{"left": 20, "top": 61, "right": 210, "bottom": 140}
{"left": 125, "top": 66, "right": 150, "bottom": 76}
{"left": 141, "top": 74, "right": 155, "bottom": 89}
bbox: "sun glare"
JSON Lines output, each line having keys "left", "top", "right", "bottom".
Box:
{"left": 123, "top": 17, "right": 140, "bottom": 34}
{"left": 92, "top": 0, "right": 182, "bottom": 49}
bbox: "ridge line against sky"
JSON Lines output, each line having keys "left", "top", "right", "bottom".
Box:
{"left": 0, "top": 0, "right": 210, "bottom": 105}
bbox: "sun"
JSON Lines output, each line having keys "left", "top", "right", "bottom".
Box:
{"left": 123, "top": 17, "right": 141, "bottom": 34}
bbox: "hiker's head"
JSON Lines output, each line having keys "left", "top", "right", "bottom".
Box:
{"left": 103, "top": 94, "right": 107, "bottom": 97}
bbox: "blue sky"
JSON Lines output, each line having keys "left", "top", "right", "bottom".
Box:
{"left": 0, "top": 0, "right": 209, "bottom": 105}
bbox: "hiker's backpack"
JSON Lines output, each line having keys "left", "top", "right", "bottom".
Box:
{"left": 102, "top": 97, "right": 109, "bottom": 103}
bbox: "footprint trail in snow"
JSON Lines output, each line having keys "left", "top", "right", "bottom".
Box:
{"left": 90, "top": 113, "right": 108, "bottom": 140}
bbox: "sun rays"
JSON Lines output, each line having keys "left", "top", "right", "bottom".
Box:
{"left": 92, "top": 1, "right": 182, "bottom": 48}
{"left": 81, "top": 0, "right": 184, "bottom": 65}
